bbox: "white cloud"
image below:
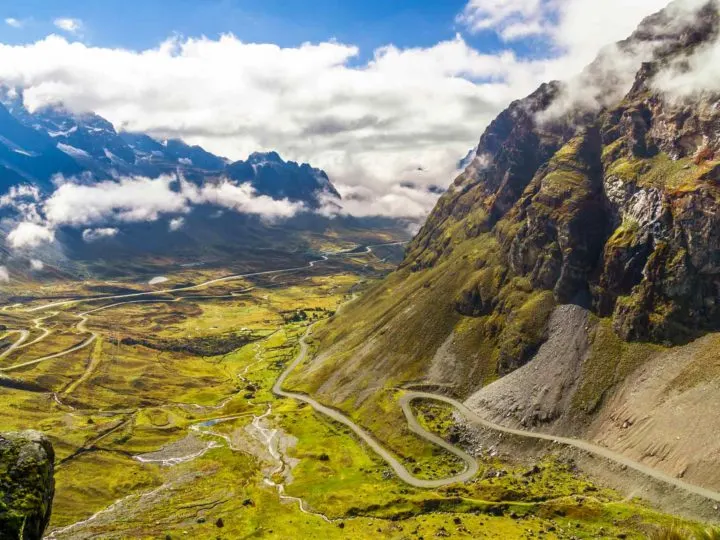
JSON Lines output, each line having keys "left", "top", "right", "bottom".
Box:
{"left": 457, "top": 0, "right": 712, "bottom": 124}
{"left": 187, "top": 181, "right": 305, "bottom": 220}
{"left": 323, "top": 184, "right": 443, "bottom": 219}
{"left": 0, "top": 1, "right": 703, "bottom": 219}
{"left": 5, "top": 18, "right": 23, "bottom": 29}
{"left": 457, "top": 0, "right": 549, "bottom": 39}
{"left": 7, "top": 222, "right": 55, "bottom": 249}
{"left": 0, "top": 266, "right": 8, "bottom": 283}
{"left": 0, "top": 184, "right": 41, "bottom": 206}
{"left": 53, "top": 18, "right": 83, "bottom": 35}
{"left": 3, "top": 174, "right": 307, "bottom": 249}
{"left": 650, "top": 2, "right": 720, "bottom": 98}
{"left": 0, "top": 34, "right": 544, "bottom": 219}
{"left": 82, "top": 228, "right": 118, "bottom": 242}
{"left": 168, "top": 217, "right": 185, "bottom": 231}
{"left": 44, "top": 176, "right": 188, "bottom": 226}
{"left": 30, "top": 259, "right": 44, "bottom": 271}
{"left": 457, "top": 0, "right": 671, "bottom": 57}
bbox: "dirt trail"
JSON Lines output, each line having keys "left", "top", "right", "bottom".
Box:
{"left": 276, "top": 325, "right": 720, "bottom": 503}
{"left": 28, "top": 242, "right": 405, "bottom": 313}
{"left": 273, "top": 325, "right": 478, "bottom": 489}
{"left": 0, "top": 330, "right": 29, "bottom": 360}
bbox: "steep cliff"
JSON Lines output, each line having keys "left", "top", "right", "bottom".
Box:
{"left": 288, "top": 0, "right": 720, "bottom": 467}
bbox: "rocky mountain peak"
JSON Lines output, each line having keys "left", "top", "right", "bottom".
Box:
{"left": 405, "top": 0, "right": 720, "bottom": 347}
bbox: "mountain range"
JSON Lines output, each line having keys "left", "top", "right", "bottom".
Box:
{"left": 0, "top": 87, "right": 339, "bottom": 207}
{"left": 0, "top": 87, "right": 407, "bottom": 279}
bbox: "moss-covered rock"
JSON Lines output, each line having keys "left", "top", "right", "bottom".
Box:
{"left": 0, "top": 431, "right": 55, "bottom": 540}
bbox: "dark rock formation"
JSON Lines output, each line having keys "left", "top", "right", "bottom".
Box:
{"left": 0, "top": 431, "right": 55, "bottom": 540}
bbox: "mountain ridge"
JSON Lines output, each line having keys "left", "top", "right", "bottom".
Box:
{"left": 286, "top": 0, "right": 720, "bottom": 499}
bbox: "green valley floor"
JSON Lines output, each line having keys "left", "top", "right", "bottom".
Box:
{"left": 0, "top": 244, "right": 713, "bottom": 539}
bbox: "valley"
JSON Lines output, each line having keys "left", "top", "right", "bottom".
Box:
{"left": 2, "top": 2, "right": 720, "bottom": 539}
{"left": 0, "top": 242, "right": 709, "bottom": 539}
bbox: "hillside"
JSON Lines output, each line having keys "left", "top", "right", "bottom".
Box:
{"left": 287, "top": 0, "right": 720, "bottom": 498}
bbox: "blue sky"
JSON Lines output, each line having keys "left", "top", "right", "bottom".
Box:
{"left": 0, "top": 0, "right": 547, "bottom": 61}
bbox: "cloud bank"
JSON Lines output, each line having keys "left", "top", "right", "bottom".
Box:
{"left": 3, "top": 174, "right": 307, "bottom": 249}
{"left": 0, "top": 1, "right": 672, "bottom": 219}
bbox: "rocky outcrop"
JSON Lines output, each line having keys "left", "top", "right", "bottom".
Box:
{"left": 0, "top": 431, "right": 55, "bottom": 540}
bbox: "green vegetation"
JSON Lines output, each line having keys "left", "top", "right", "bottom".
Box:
{"left": 572, "top": 318, "right": 660, "bottom": 414}
{"left": 0, "top": 241, "right": 709, "bottom": 538}
{"left": 605, "top": 152, "right": 719, "bottom": 196}
{"left": 647, "top": 524, "right": 720, "bottom": 540}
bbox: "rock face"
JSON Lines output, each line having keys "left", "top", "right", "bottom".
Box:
{"left": 0, "top": 431, "right": 55, "bottom": 540}
{"left": 405, "top": 0, "right": 720, "bottom": 346}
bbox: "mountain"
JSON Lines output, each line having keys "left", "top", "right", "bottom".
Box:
{"left": 226, "top": 151, "right": 340, "bottom": 207}
{"left": 0, "top": 88, "right": 341, "bottom": 210}
{"left": 0, "top": 90, "right": 401, "bottom": 279}
{"left": 0, "top": 87, "right": 230, "bottom": 181}
{"left": 0, "top": 100, "right": 84, "bottom": 191}
{"left": 287, "top": 0, "right": 720, "bottom": 494}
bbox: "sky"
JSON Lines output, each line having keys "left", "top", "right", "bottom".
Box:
{"left": 0, "top": 0, "right": 685, "bottom": 222}
{"left": 0, "top": 0, "right": 536, "bottom": 57}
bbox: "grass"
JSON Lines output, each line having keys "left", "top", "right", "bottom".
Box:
{"left": 605, "top": 152, "right": 720, "bottom": 196}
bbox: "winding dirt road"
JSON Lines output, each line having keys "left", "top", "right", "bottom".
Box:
{"left": 27, "top": 242, "right": 405, "bottom": 313}
{"left": 3, "top": 243, "right": 402, "bottom": 373}
{"left": 276, "top": 328, "right": 720, "bottom": 504}
{"left": 273, "top": 326, "right": 479, "bottom": 489}
{"left": 6, "top": 242, "right": 720, "bottom": 504}
{"left": 0, "top": 330, "right": 29, "bottom": 360}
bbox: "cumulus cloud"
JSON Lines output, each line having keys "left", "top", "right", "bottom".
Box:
{"left": 458, "top": 0, "right": 671, "bottom": 56}
{"left": 0, "top": 184, "right": 40, "bottom": 205}
{"left": 457, "top": 0, "right": 681, "bottom": 122}
{"left": 0, "top": 1, "right": 703, "bottom": 219}
{"left": 30, "top": 259, "right": 44, "bottom": 271}
{"left": 651, "top": 3, "right": 720, "bottom": 98}
{"left": 0, "top": 33, "right": 554, "bottom": 219}
{"left": 0, "top": 266, "right": 8, "bottom": 283}
{"left": 457, "top": 0, "right": 551, "bottom": 40}
{"left": 187, "top": 181, "right": 305, "bottom": 220}
{"left": 82, "top": 228, "right": 118, "bottom": 242}
{"left": 53, "top": 18, "right": 83, "bottom": 35}
{"left": 323, "top": 184, "right": 443, "bottom": 219}
{"left": 168, "top": 217, "right": 185, "bottom": 231}
{"left": 44, "top": 176, "right": 188, "bottom": 226}
{"left": 5, "top": 18, "right": 23, "bottom": 29}
{"left": 7, "top": 222, "right": 55, "bottom": 249}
